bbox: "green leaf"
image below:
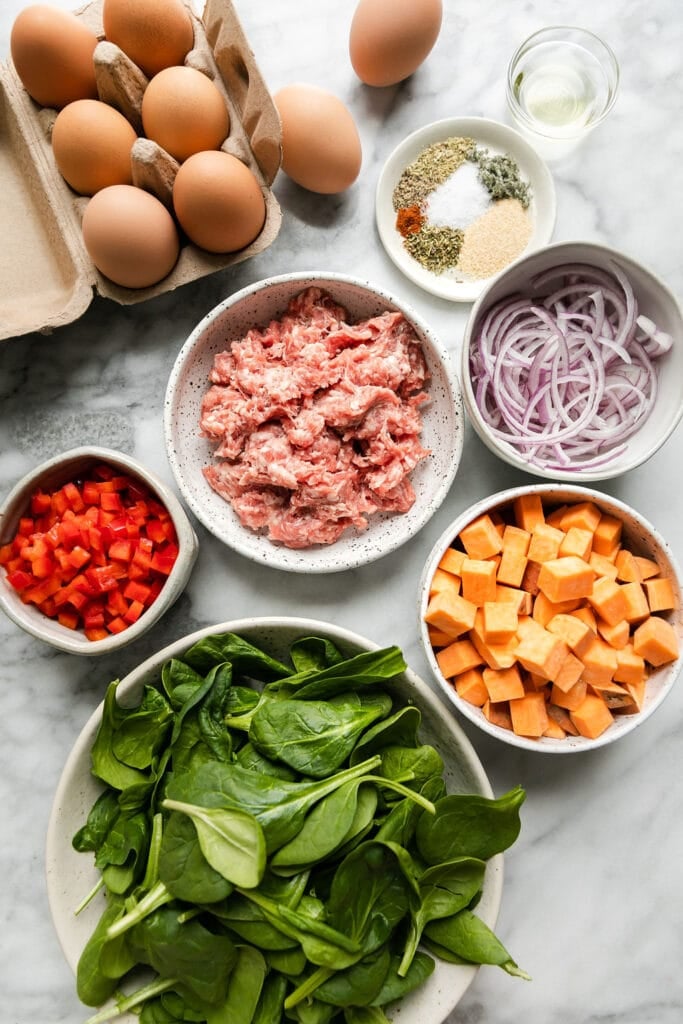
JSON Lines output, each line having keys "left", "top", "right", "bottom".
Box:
{"left": 90, "top": 682, "right": 151, "bottom": 792}
{"left": 416, "top": 785, "right": 526, "bottom": 864}
{"left": 159, "top": 812, "right": 232, "bottom": 904}
{"left": 424, "top": 909, "right": 531, "bottom": 979}
{"left": 111, "top": 685, "right": 174, "bottom": 769}
{"left": 162, "top": 798, "right": 266, "bottom": 888}
{"left": 267, "top": 647, "right": 407, "bottom": 700}
{"left": 289, "top": 636, "right": 344, "bottom": 673}
{"left": 181, "top": 633, "right": 290, "bottom": 680}
{"left": 76, "top": 897, "right": 127, "bottom": 1007}
{"left": 206, "top": 945, "right": 267, "bottom": 1024}
{"left": 97, "top": 810, "right": 150, "bottom": 895}
{"left": 350, "top": 705, "right": 421, "bottom": 764}
{"left": 72, "top": 789, "right": 121, "bottom": 853}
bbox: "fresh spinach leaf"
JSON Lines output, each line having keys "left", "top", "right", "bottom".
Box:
{"left": 424, "top": 909, "right": 531, "bottom": 979}
{"left": 181, "top": 633, "right": 290, "bottom": 680}
{"left": 96, "top": 810, "right": 150, "bottom": 895}
{"left": 206, "top": 945, "right": 267, "bottom": 1024}
{"left": 266, "top": 647, "right": 407, "bottom": 700}
{"left": 416, "top": 785, "right": 526, "bottom": 864}
{"left": 162, "top": 798, "right": 266, "bottom": 888}
{"left": 236, "top": 742, "right": 297, "bottom": 780}
{"left": 90, "top": 682, "right": 152, "bottom": 791}
{"left": 350, "top": 704, "right": 421, "bottom": 764}
{"left": 111, "top": 685, "right": 174, "bottom": 769}
{"left": 369, "top": 951, "right": 435, "bottom": 1006}
{"left": 289, "top": 636, "right": 344, "bottom": 673}
{"left": 158, "top": 812, "right": 232, "bottom": 905}
{"left": 72, "top": 789, "right": 120, "bottom": 853}
{"left": 315, "top": 945, "right": 392, "bottom": 1007}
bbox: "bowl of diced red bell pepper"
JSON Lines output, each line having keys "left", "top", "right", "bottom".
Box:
{"left": 0, "top": 447, "right": 198, "bottom": 655}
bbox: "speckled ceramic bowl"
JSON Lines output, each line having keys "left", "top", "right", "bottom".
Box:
{"left": 461, "top": 241, "right": 683, "bottom": 482}
{"left": 46, "top": 616, "right": 503, "bottom": 1024}
{"left": 164, "top": 272, "right": 464, "bottom": 573}
{"left": 0, "top": 447, "right": 198, "bottom": 656}
{"left": 419, "top": 484, "right": 683, "bottom": 753}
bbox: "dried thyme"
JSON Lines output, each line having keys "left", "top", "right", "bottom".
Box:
{"left": 392, "top": 136, "right": 476, "bottom": 210}
{"left": 473, "top": 147, "right": 532, "bottom": 209}
{"left": 404, "top": 224, "right": 464, "bottom": 273}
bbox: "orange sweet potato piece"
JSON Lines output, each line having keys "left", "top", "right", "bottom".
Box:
{"left": 622, "top": 677, "right": 647, "bottom": 712}
{"left": 425, "top": 588, "right": 477, "bottom": 638}
{"left": 613, "top": 643, "right": 647, "bottom": 686}
{"left": 438, "top": 547, "right": 466, "bottom": 576}
{"left": 461, "top": 558, "right": 497, "bottom": 605}
{"left": 454, "top": 667, "right": 488, "bottom": 707}
{"left": 589, "top": 552, "right": 619, "bottom": 580}
{"left": 483, "top": 601, "right": 518, "bottom": 643}
{"left": 496, "top": 525, "right": 531, "bottom": 588}
{"left": 580, "top": 635, "right": 618, "bottom": 685}
{"left": 520, "top": 559, "right": 542, "bottom": 595}
{"left": 546, "top": 702, "right": 580, "bottom": 735}
{"left": 620, "top": 581, "right": 650, "bottom": 625}
{"left": 470, "top": 615, "right": 519, "bottom": 670}
{"left": 559, "top": 501, "right": 601, "bottom": 534}
{"left": 543, "top": 716, "right": 568, "bottom": 739}
{"left": 513, "top": 493, "right": 545, "bottom": 532}
{"left": 596, "top": 617, "right": 630, "bottom": 649}
{"left": 509, "top": 690, "right": 549, "bottom": 737}
{"left": 632, "top": 616, "right": 680, "bottom": 666}
{"left": 587, "top": 576, "right": 628, "bottom": 626}
{"left": 514, "top": 619, "right": 569, "bottom": 681}
{"left": 633, "top": 555, "right": 661, "bottom": 580}
{"left": 588, "top": 680, "right": 635, "bottom": 709}
{"left": 527, "top": 522, "right": 565, "bottom": 563}
{"left": 643, "top": 576, "right": 677, "bottom": 613}
{"left": 537, "top": 556, "right": 595, "bottom": 604}
{"left": 592, "top": 514, "right": 623, "bottom": 557}
{"left": 545, "top": 504, "right": 570, "bottom": 528}
{"left": 459, "top": 514, "right": 504, "bottom": 560}
{"left": 558, "top": 526, "right": 593, "bottom": 561}
{"left": 482, "top": 664, "right": 525, "bottom": 702}
{"left": 570, "top": 604, "right": 598, "bottom": 632}
{"left": 550, "top": 677, "right": 587, "bottom": 711}
{"left": 570, "top": 693, "right": 614, "bottom": 738}
{"left": 428, "top": 627, "right": 454, "bottom": 648}
{"left": 552, "top": 652, "right": 585, "bottom": 693}
{"left": 496, "top": 585, "right": 533, "bottom": 615}
{"left": 482, "top": 699, "right": 513, "bottom": 731}
{"left": 532, "top": 591, "right": 581, "bottom": 628}
{"left": 615, "top": 548, "right": 642, "bottom": 583}
{"left": 429, "top": 567, "right": 460, "bottom": 597}
{"left": 546, "top": 612, "right": 594, "bottom": 657}
{"left": 436, "top": 637, "right": 484, "bottom": 678}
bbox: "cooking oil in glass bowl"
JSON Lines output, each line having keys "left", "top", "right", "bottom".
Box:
{"left": 506, "top": 27, "right": 619, "bottom": 159}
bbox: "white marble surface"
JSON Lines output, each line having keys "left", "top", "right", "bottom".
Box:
{"left": 1, "top": 0, "right": 683, "bottom": 1021}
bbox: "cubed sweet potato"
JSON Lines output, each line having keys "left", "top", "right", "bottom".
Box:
{"left": 459, "top": 514, "right": 504, "bottom": 560}
{"left": 537, "top": 556, "right": 595, "bottom": 604}
{"left": 461, "top": 558, "right": 497, "bottom": 605}
{"left": 570, "top": 693, "right": 614, "bottom": 738}
{"left": 632, "top": 616, "right": 680, "bottom": 666}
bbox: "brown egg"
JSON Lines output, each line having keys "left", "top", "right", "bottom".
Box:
{"left": 142, "top": 66, "right": 230, "bottom": 162}
{"left": 349, "top": 0, "right": 443, "bottom": 87}
{"left": 102, "top": 0, "right": 194, "bottom": 78}
{"left": 82, "top": 184, "right": 180, "bottom": 288}
{"left": 51, "top": 99, "right": 138, "bottom": 196}
{"left": 274, "top": 84, "right": 362, "bottom": 194}
{"left": 10, "top": 4, "right": 98, "bottom": 109}
{"left": 173, "top": 151, "right": 266, "bottom": 254}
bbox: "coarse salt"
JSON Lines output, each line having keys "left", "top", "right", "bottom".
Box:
{"left": 424, "top": 160, "right": 492, "bottom": 229}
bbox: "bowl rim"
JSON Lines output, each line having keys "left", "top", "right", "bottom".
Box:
{"left": 461, "top": 239, "right": 683, "bottom": 482}
{"left": 419, "top": 482, "right": 683, "bottom": 753}
{"left": 164, "top": 270, "right": 464, "bottom": 573}
{"left": 0, "top": 445, "right": 198, "bottom": 655}
{"left": 45, "top": 616, "right": 504, "bottom": 1021}
{"left": 375, "top": 115, "right": 557, "bottom": 303}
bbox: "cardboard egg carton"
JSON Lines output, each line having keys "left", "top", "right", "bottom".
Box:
{"left": 0, "top": 0, "right": 282, "bottom": 342}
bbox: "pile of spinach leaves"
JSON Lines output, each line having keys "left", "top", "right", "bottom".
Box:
{"left": 72, "top": 631, "right": 529, "bottom": 1024}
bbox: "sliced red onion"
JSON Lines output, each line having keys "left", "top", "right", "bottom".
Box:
{"left": 469, "top": 261, "right": 670, "bottom": 472}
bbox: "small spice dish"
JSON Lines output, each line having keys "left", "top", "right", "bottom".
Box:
{"left": 375, "top": 117, "right": 556, "bottom": 302}
{"left": 165, "top": 272, "right": 464, "bottom": 573}
{"left": 0, "top": 446, "right": 198, "bottom": 655}
{"left": 462, "top": 240, "right": 683, "bottom": 481}
{"left": 418, "top": 484, "right": 683, "bottom": 754}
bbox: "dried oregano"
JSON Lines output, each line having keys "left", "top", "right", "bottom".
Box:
{"left": 392, "top": 136, "right": 476, "bottom": 210}
{"left": 404, "top": 224, "right": 464, "bottom": 273}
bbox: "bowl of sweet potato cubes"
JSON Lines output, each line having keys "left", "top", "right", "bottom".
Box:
{"left": 419, "top": 484, "right": 682, "bottom": 752}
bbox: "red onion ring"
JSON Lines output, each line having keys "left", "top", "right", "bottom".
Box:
{"left": 469, "top": 262, "right": 672, "bottom": 471}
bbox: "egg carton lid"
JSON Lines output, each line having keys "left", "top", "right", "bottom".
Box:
{"left": 0, "top": 0, "right": 283, "bottom": 343}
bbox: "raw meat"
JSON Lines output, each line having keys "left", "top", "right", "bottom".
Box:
{"left": 200, "top": 287, "right": 431, "bottom": 548}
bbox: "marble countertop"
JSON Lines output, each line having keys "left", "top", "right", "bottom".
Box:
{"left": 1, "top": 0, "right": 682, "bottom": 1021}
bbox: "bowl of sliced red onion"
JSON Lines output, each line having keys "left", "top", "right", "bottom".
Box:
{"left": 462, "top": 241, "right": 683, "bottom": 480}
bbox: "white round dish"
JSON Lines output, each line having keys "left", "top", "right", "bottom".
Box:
{"left": 461, "top": 240, "right": 683, "bottom": 481}
{"left": 46, "top": 616, "right": 504, "bottom": 1024}
{"left": 375, "top": 116, "right": 556, "bottom": 303}
{"left": 419, "top": 484, "right": 683, "bottom": 753}
{"left": 0, "top": 446, "right": 198, "bottom": 656}
{"left": 164, "top": 272, "right": 464, "bottom": 573}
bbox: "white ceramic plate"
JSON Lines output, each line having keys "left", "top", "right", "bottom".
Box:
{"left": 46, "top": 617, "right": 504, "bottom": 1024}
{"left": 376, "top": 117, "right": 557, "bottom": 303}
{"left": 164, "top": 272, "right": 464, "bottom": 573}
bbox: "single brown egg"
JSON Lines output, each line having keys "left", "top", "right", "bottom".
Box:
{"left": 82, "top": 184, "right": 180, "bottom": 288}
{"left": 102, "top": 0, "right": 194, "bottom": 78}
{"left": 349, "top": 0, "right": 443, "bottom": 87}
{"left": 10, "top": 4, "right": 98, "bottom": 109}
{"left": 274, "top": 84, "right": 362, "bottom": 194}
{"left": 173, "top": 151, "right": 266, "bottom": 254}
{"left": 51, "top": 99, "right": 138, "bottom": 196}
{"left": 142, "top": 66, "right": 230, "bottom": 162}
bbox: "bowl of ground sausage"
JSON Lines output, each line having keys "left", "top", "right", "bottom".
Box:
{"left": 164, "top": 272, "right": 464, "bottom": 573}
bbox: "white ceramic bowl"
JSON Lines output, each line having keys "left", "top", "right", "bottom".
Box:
{"left": 0, "top": 447, "right": 198, "bottom": 656}
{"left": 164, "top": 272, "right": 464, "bottom": 572}
{"left": 375, "top": 116, "right": 556, "bottom": 303}
{"left": 46, "top": 616, "right": 503, "bottom": 1023}
{"left": 419, "top": 484, "right": 683, "bottom": 753}
{"left": 461, "top": 240, "right": 683, "bottom": 481}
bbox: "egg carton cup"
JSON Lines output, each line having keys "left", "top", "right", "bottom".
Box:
{"left": 0, "top": 0, "right": 283, "bottom": 342}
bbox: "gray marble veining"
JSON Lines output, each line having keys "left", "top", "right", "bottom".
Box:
{"left": 1, "top": 0, "right": 682, "bottom": 1021}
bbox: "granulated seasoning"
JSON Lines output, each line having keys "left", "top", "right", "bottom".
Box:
{"left": 392, "top": 134, "right": 533, "bottom": 282}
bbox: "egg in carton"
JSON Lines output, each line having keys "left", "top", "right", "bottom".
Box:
{"left": 0, "top": 0, "right": 282, "bottom": 342}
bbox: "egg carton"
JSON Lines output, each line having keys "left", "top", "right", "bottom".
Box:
{"left": 0, "top": 0, "right": 283, "bottom": 342}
